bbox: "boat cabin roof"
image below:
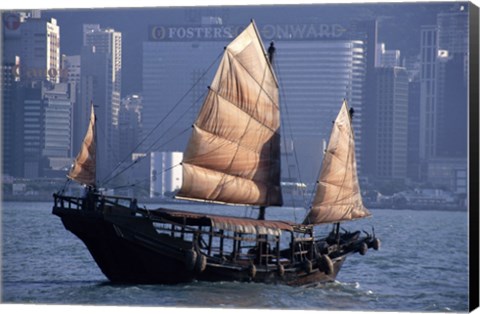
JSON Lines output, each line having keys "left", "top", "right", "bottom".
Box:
{"left": 150, "top": 208, "right": 304, "bottom": 236}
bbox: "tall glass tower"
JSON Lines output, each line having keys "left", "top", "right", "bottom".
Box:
{"left": 142, "top": 21, "right": 371, "bottom": 185}
{"left": 80, "top": 24, "right": 122, "bottom": 183}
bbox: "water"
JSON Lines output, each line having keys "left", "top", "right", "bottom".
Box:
{"left": 1, "top": 201, "right": 469, "bottom": 312}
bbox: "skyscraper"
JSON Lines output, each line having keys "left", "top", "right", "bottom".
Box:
{"left": 376, "top": 43, "right": 401, "bottom": 67}
{"left": 142, "top": 20, "right": 374, "bottom": 184}
{"left": 274, "top": 40, "right": 366, "bottom": 183}
{"left": 119, "top": 94, "right": 143, "bottom": 160}
{"left": 419, "top": 25, "right": 438, "bottom": 160}
{"left": 418, "top": 5, "right": 468, "bottom": 188}
{"left": 2, "top": 57, "right": 21, "bottom": 177}
{"left": 407, "top": 79, "right": 421, "bottom": 181}
{"left": 14, "top": 16, "right": 60, "bottom": 83}
{"left": 80, "top": 24, "right": 122, "bottom": 183}
{"left": 435, "top": 6, "right": 468, "bottom": 159}
{"left": 42, "top": 82, "right": 75, "bottom": 176}
{"left": 2, "top": 11, "right": 64, "bottom": 177}
{"left": 373, "top": 67, "right": 409, "bottom": 180}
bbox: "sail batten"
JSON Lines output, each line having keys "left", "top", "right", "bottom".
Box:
{"left": 222, "top": 49, "right": 280, "bottom": 108}
{"left": 177, "top": 22, "right": 282, "bottom": 207}
{"left": 304, "top": 101, "right": 370, "bottom": 225}
{"left": 67, "top": 104, "right": 96, "bottom": 187}
{"left": 209, "top": 88, "right": 278, "bottom": 133}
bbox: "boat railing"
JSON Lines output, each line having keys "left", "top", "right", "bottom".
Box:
{"left": 151, "top": 217, "right": 287, "bottom": 266}
{"left": 53, "top": 193, "right": 85, "bottom": 210}
{"left": 53, "top": 193, "right": 137, "bottom": 212}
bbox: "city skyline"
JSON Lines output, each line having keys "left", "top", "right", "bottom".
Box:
{"left": 36, "top": 2, "right": 456, "bottom": 96}
{"left": 1, "top": 2, "right": 472, "bottom": 202}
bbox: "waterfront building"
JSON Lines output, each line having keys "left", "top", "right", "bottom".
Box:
{"left": 42, "top": 83, "right": 75, "bottom": 176}
{"left": 61, "top": 55, "right": 81, "bottom": 85}
{"left": 274, "top": 39, "right": 366, "bottom": 183}
{"left": 119, "top": 94, "right": 143, "bottom": 160}
{"left": 372, "top": 67, "right": 409, "bottom": 180}
{"left": 376, "top": 43, "right": 401, "bottom": 67}
{"left": 419, "top": 25, "right": 438, "bottom": 161}
{"left": 2, "top": 11, "right": 63, "bottom": 177}
{"left": 407, "top": 79, "right": 421, "bottom": 181}
{"left": 150, "top": 152, "right": 183, "bottom": 198}
{"left": 2, "top": 12, "right": 61, "bottom": 83}
{"left": 142, "top": 20, "right": 375, "bottom": 184}
{"left": 2, "top": 58, "right": 21, "bottom": 177}
{"left": 15, "top": 81, "right": 74, "bottom": 178}
{"left": 418, "top": 5, "right": 468, "bottom": 187}
{"left": 80, "top": 24, "right": 122, "bottom": 182}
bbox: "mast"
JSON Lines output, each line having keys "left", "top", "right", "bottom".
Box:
{"left": 258, "top": 41, "right": 276, "bottom": 221}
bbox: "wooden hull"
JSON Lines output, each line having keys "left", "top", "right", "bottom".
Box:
{"left": 52, "top": 202, "right": 347, "bottom": 286}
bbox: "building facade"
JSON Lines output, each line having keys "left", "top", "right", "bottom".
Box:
{"left": 8, "top": 16, "right": 61, "bottom": 83}
{"left": 142, "top": 20, "right": 375, "bottom": 185}
{"left": 376, "top": 43, "right": 401, "bottom": 67}
{"left": 150, "top": 151, "right": 183, "bottom": 198}
{"left": 419, "top": 25, "right": 438, "bottom": 161}
{"left": 373, "top": 67, "right": 409, "bottom": 180}
{"left": 2, "top": 11, "right": 67, "bottom": 178}
{"left": 418, "top": 5, "right": 468, "bottom": 189}
{"left": 119, "top": 94, "right": 143, "bottom": 161}
{"left": 80, "top": 24, "right": 122, "bottom": 182}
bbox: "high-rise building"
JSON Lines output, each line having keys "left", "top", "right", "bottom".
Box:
{"left": 437, "top": 6, "right": 469, "bottom": 55}
{"left": 419, "top": 25, "right": 438, "bottom": 161}
{"left": 274, "top": 40, "right": 366, "bottom": 183}
{"left": 17, "top": 18, "right": 60, "bottom": 83}
{"left": 142, "top": 39, "right": 223, "bottom": 154}
{"left": 83, "top": 24, "right": 122, "bottom": 93}
{"left": 407, "top": 79, "right": 421, "bottom": 181}
{"left": 3, "top": 11, "right": 60, "bottom": 82}
{"left": 61, "top": 55, "right": 81, "bottom": 85}
{"left": 17, "top": 82, "right": 44, "bottom": 178}
{"left": 2, "top": 11, "right": 63, "bottom": 177}
{"left": 150, "top": 152, "right": 183, "bottom": 198}
{"left": 376, "top": 43, "right": 401, "bottom": 67}
{"left": 142, "top": 20, "right": 374, "bottom": 184}
{"left": 61, "top": 54, "right": 81, "bottom": 155}
{"left": 14, "top": 81, "right": 75, "bottom": 178}
{"left": 42, "top": 82, "right": 75, "bottom": 176}
{"left": 436, "top": 54, "right": 467, "bottom": 158}
{"left": 418, "top": 5, "right": 468, "bottom": 188}
{"left": 119, "top": 94, "right": 143, "bottom": 160}
{"left": 373, "top": 67, "right": 409, "bottom": 180}
{"left": 2, "top": 57, "right": 21, "bottom": 177}
{"left": 435, "top": 6, "right": 468, "bottom": 159}
{"left": 80, "top": 25, "right": 122, "bottom": 182}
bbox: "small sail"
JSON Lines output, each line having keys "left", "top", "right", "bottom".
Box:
{"left": 177, "top": 21, "right": 282, "bottom": 206}
{"left": 67, "top": 104, "right": 96, "bottom": 187}
{"left": 304, "top": 101, "right": 370, "bottom": 225}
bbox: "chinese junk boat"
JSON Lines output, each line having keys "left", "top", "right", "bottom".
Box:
{"left": 53, "top": 21, "right": 380, "bottom": 285}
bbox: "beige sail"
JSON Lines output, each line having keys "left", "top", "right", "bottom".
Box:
{"left": 304, "top": 101, "right": 370, "bottom": 225}
{"left": 176, "top": 21, "right": 282, "bottom": 206}
{"left": 67, "top": 104, "right": 96, "bottom": 186}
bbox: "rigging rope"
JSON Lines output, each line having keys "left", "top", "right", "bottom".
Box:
{"left": 101, "top": 85, "right": 207, "bottom": 186}
{"left": 102, "top": 127, "right": 191, "bottom": 186}
{"left": 99, "top": 50, "right": 224, "bottom": 185}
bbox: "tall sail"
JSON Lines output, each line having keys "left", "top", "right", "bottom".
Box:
{"left": 67, "top": 104, "right": 96, "bottom": 187}
{"left": 304, "top": 101, "right": 370, "bottom": 225}
{"left": 177, "top": 21, "right": 282, "bottom": 206}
